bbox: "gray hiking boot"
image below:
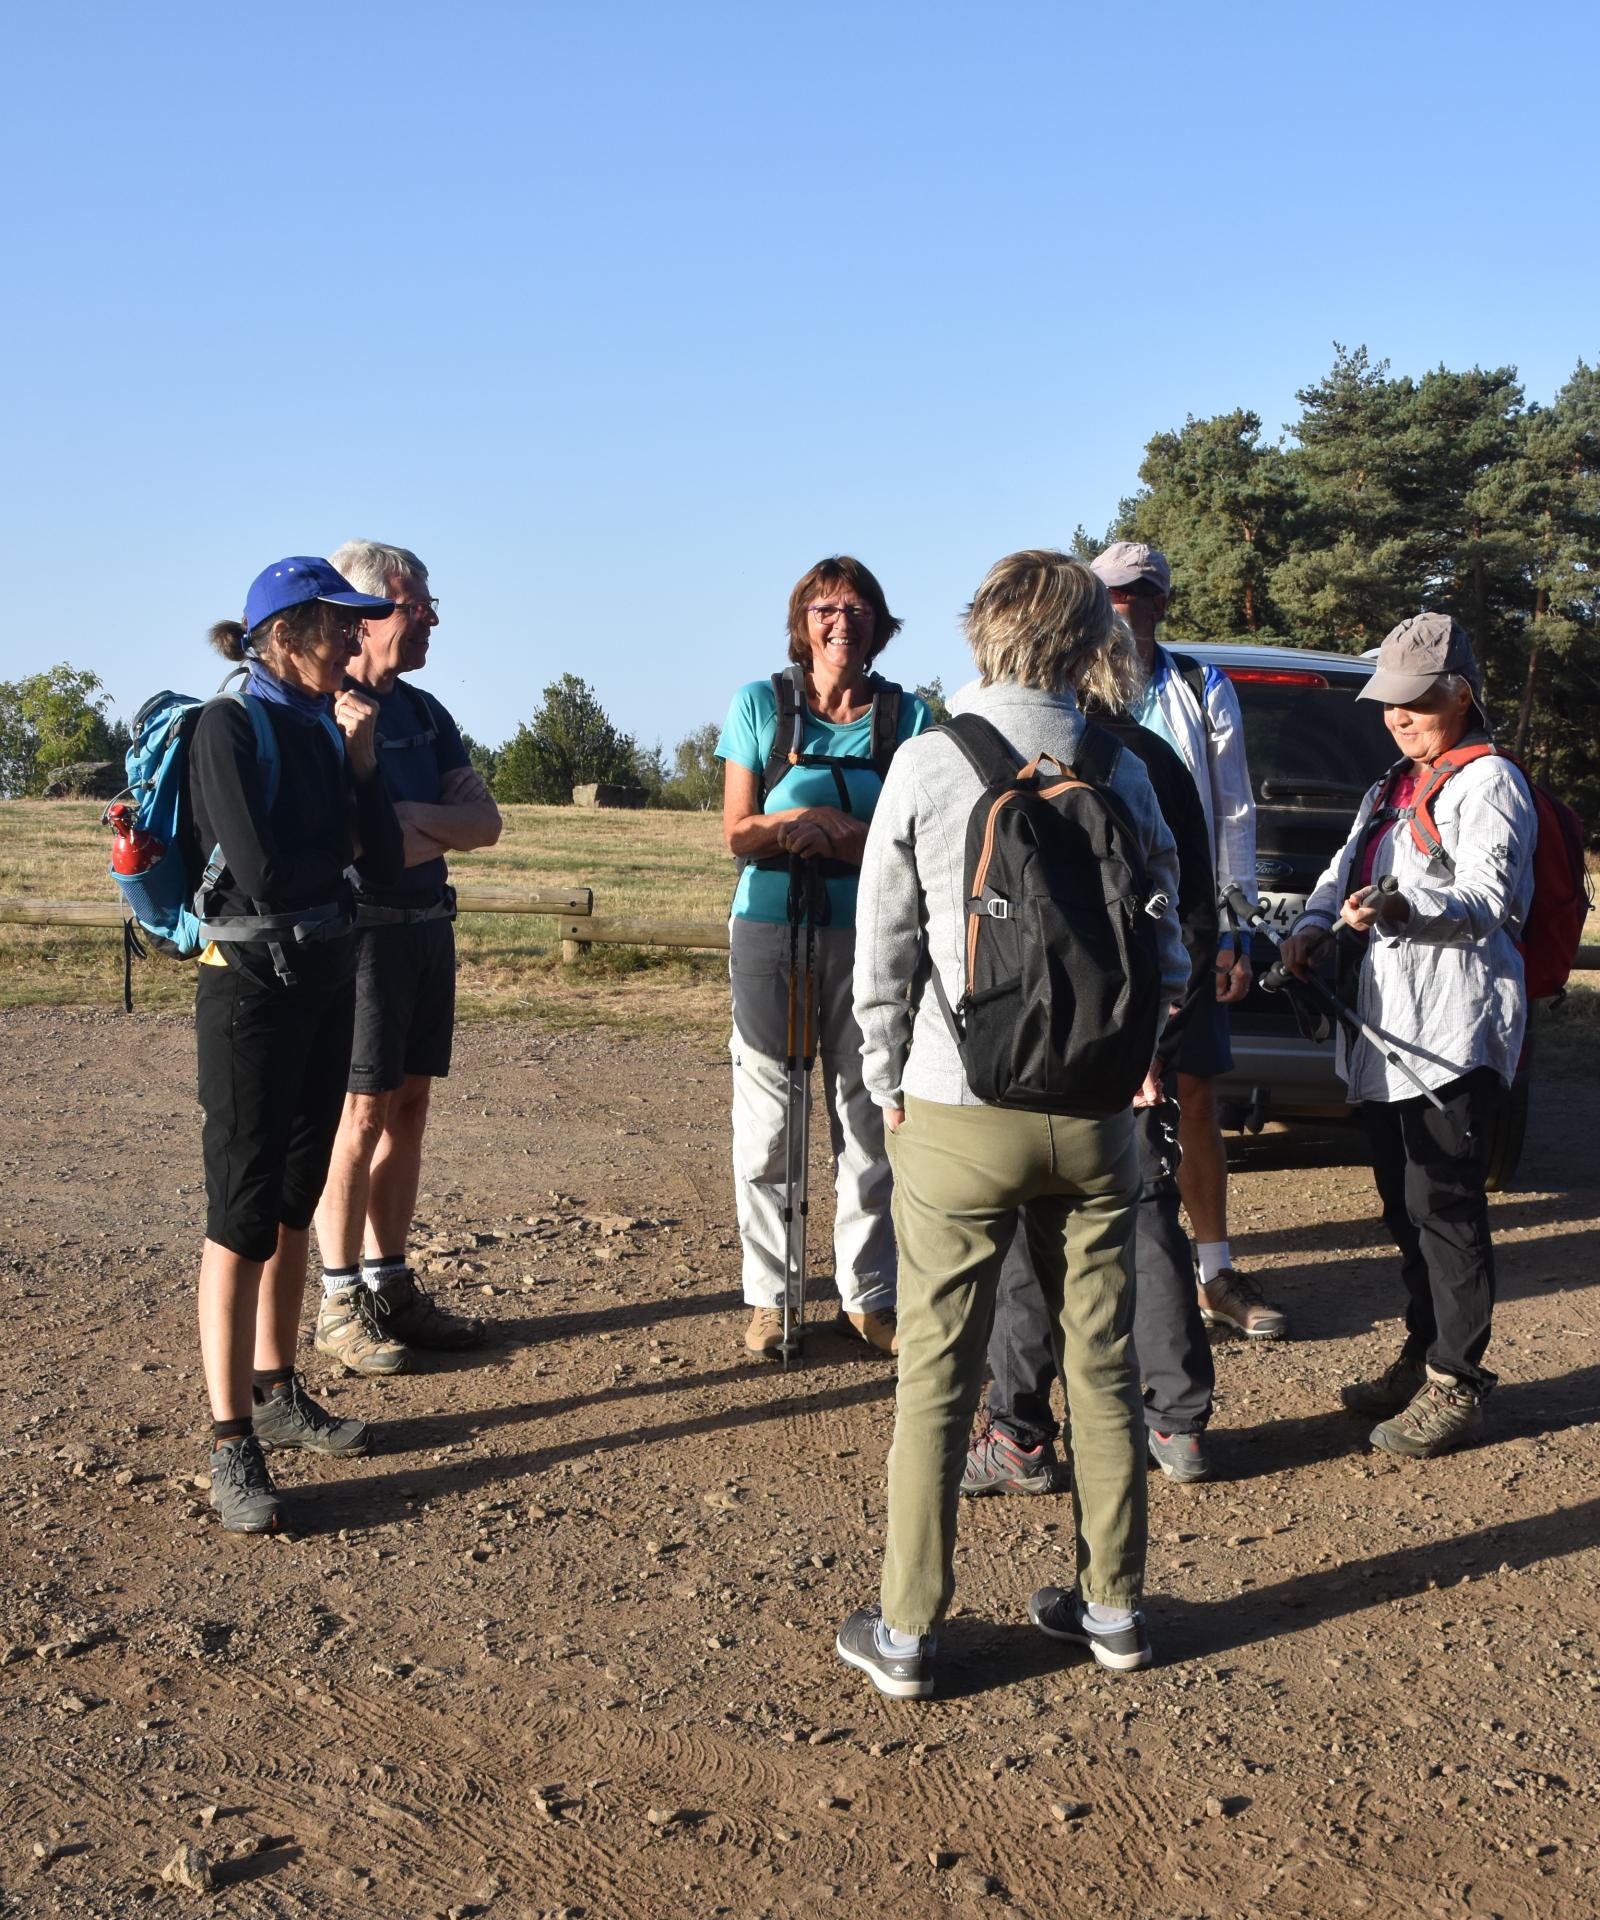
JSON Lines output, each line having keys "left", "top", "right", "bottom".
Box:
{"left": 1341, "top": 1348, "right": 1428, "bottom": 1417}
{"left": 1147, "top": 1428, "right": 1211, "bottom": 1483}
{"left": 1198, "top": 1267, "right": 1288, "bottom": 1340}
{"left": 373, "top": 1268, "right": 484, "bottom": 1352}
{"left": 315, "top": 1283, "right": 411, "bottom": 1377}
{"left": 253, "top": 1372, "right": 370, "bottom": 1457}
{"left": 961, "top": 1415, "right": 1063, "bottom": 1495}
{"left": 1368, "top": 1371, "right": 1485, "bottom": 1460}
{"left": 1028, "top": 1587, "right": 1153, "bottom": 1672}
{"left": 209, "top": 1434, "right": 284, "bottom": 1535}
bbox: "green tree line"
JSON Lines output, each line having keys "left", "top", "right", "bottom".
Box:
{"left": 1096, "top": 345, "right": 1600, "bottom": 829}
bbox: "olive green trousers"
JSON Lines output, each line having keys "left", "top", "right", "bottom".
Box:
{"left": 880, "top": 1095, "right": 1146, "bottom": 1635}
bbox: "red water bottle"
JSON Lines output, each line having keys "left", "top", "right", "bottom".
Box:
{"left": 107, "top": 802, "right": 164, "bottom": 875}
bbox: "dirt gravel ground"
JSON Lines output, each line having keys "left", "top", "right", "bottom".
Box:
{"left": 2, "top": 1006, "right": 1598, "bottom": 1920}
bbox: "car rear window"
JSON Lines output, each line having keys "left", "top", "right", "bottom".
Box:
{"left": 1223, "top": 669, "right": 1394, "bottom": 803}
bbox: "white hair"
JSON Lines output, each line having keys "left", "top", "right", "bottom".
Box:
{"left": 329, "top": 539, "right": 429, "bottom": 596}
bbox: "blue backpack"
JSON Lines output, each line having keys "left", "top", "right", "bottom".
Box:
{"left": 110, "top": 677, "right": 343, "bottom": 1005}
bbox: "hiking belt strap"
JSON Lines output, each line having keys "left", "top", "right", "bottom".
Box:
{"left": 198, "top": 899, "right": 354, "bottom": 988}
{"left": 354, "top": 885, "right": 457, "bottom": 928}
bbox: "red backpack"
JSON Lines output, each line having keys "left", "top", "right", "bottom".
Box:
{"left": 1393, "top": 742, "right": 1592, "bottom": 1000}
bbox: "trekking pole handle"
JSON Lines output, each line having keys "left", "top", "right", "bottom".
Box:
{"left": 1221, "top": 882, "right": 1261, "bottom": 930}
{"left": 1351, "top": 874, "right": 1400, "bottom": 910}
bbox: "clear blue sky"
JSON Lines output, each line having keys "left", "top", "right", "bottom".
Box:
{"left": 3, "top": 0, "right": 1596, "bottom": 753}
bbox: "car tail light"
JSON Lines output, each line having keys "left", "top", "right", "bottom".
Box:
{"left": 1223, "top": 668, "right": 1331, "bottom": 687}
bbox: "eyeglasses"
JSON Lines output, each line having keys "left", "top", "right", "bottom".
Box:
{"left": 391, "top": 597, "right": 439, "bottom": 619}
{"left": 808, "top": 603, "right": 874, "bottom": 624}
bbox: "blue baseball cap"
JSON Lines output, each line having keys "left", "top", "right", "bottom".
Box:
{"left": 243, "top": 556, "right": 396, "bottom": 633}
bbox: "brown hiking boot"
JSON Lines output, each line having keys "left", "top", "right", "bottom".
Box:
{"left": 1369, "top": 1370, "right": 1484, "bottom": 1460}
{"left": 315, "top": 1283, "right": 411, "bottom": 1377}
{"left": 373, "top": 1268, "right": 484, "bottom": 1351}
{"left": 1198, "top": 1268, "right": 1288, "bottom": 1340}
{"left": 841, "top": 1308, "right": 898, "bottom": 1357}
{"left": 743, "top": 1307, "right": 786, "bottom": 1359}
{"left": 1341, "top": 1348, "right": 1428, "bottom": 1417}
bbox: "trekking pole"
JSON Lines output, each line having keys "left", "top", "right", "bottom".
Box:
{"left": 781, "top": 857, "right": 815, "bottom": 1369}
{"left": 1222, "top": 881, "right": 1460, "bottom": 1127}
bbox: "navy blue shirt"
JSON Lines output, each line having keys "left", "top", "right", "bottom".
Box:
{"left": 351, "top": 680, "right": 470, "bottom": 902}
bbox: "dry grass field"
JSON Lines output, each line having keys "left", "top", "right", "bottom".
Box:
{"left": 0, "top": 800, "right": 736, "bottom": 1030}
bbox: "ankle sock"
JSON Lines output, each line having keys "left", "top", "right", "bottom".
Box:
{"left": 876, "top": 1619, "right": 923, "bottom": 1656}
{"left": 1086, "top": 1601, "right": 1136, "bottom": 1630}
{"left": 321, "top": 1264, "right": 359, "bottom": 1298}
{"left": 1196, "top": 1241, "right": 1232, "bottom": 1287}
{"left": 362, "top": 1256, "right": 408, "bottom": 1291}
{"left": 212, "top": 1417, "right": 252, "bottom": 1446}
{"left": 251, "top": 1366, "right": 293, "bottom": 1405}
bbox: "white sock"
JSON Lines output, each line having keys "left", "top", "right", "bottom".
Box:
{"left": 321, "top": 1266, "right": 358, "bottom": 1298}
{"left": 362, "top": 1257, "right": 407, "bottom": 1290}
{"left": 1086, "top": 1601, "right": 1135, "bottom": 1630}
{"left": 876, "top": 1619, "right": 922, "bottom": 1655}
{"left": 1196, "top": 1241, "right": 1232, "bottom": 1287}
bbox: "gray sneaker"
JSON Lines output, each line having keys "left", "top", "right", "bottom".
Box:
{"left": 253, "top": 1373, "right": 370, "bottom": 1457}
{"left": 1341, "top": 1348, "right": 1427, "bottom": 1417}
{"left": 1028, "top": 1587, "right": 1152, "bottom": 1671}
{"left": 1369, "top": 1372, "right": 1484, "bottom": 1459}
{"left": 209, "top": 1434, "right": 284, "bottom": 1534}
{"left": 315, "top": 1283, "right": 411, "bottom": 1377}
{"left": 835, "top": 1606, "right": 935, "bottom": 1699}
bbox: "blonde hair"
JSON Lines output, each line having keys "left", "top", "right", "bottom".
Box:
{"left": 1075, "top": 610, "right": 1149, "bottom": 714}
{"left": 964, "top": 549, "right": 1140, "bottom": 700}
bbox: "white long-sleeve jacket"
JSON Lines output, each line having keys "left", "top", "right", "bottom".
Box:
{"left": 1132, "top": 647, "right": 1258, "bottom": 919}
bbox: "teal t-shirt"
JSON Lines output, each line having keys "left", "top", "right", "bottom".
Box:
{"left": 716, "top": 677, "right": 934, "bottom": 928}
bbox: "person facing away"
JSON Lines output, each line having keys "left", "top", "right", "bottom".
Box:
{"left": 312, "top": 540, "right": 502, "bottom": 1380}
{"left": 835, "top": 549, "right": 1186, "bottom": 1700}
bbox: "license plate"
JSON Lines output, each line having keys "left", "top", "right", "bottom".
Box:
{"left": 1255, "top": 890, "right": 1306, "bottom": 931}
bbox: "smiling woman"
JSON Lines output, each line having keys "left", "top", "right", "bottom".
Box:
{"left": 716, "top": 556, "right": 933, "bottom": 1364}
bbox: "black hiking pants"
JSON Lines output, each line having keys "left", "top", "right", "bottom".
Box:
{"left": 1358, "top": 1066, "right": 1501, "bottom": 1394}
{"left": 986, "top": 1097, "right": 1214, "bottom": 1442}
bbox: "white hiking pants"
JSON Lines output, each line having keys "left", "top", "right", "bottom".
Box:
{"left": 728, "top": 918, "right": 896, "bottom": 1315}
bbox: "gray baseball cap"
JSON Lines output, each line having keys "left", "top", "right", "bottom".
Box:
{"left": 1091, "top": 541, "right": 1171, "bottom": 596}
{"left": 1356, "top": 613, "right": 1485, "bottom": 717}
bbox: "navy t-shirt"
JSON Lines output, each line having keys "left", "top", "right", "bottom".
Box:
{"left": 351, "top": 679, "right": 470, "bottom": 901}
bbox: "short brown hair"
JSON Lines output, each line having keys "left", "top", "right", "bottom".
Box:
{"left": 207, "top": 599, "right": 343, "bottom": 665}
{"left": 784, "top": 556, "right": 903, "bottom": 668}
{"left": 964, "top": 550, "right": 1120, "bottom": 693}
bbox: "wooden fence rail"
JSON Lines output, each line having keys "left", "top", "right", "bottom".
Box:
{"left": 0, "top": 895, "right": 1595, "bottom": 974}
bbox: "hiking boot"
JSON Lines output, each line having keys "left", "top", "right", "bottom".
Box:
{"left": 1028, "top": 1587, "right": 1153, "bottom": 1672}
{"left": 744, "top": 1306, "right": 790, "bottom": 1359}
{"left": 209, "top": 1434, "right": 285, "bottom": 1535}
{"left": 1198, "top": 1267, "right": 1288, "bottom": 1340}
{"left": 1368, "top": 1371, "right": 1484, "bottom": 1460}
{"left": 835, "top": 1606, "right": 935, "bottom": 1699}
{"left": 840, "top": 1308, "right": 898, "bottom": 1356}
{"left": 373, "top": 1268, "right": 484, "bottom": 1351}
{"left": 1341, "top": 1348, "right": 1428, "bottom": 1417}
{"left": 1147, "top": 1428, "right": 1210, "bottom": 1483}
{"left": 315, "top": 1283, "right": 411, "bottom": 1377}
{"left": 961, "top": 1415, "right": 1063, "bottom": 1495}
{"left": 253, "top": 1373, "right": 369, "bottom": 1458}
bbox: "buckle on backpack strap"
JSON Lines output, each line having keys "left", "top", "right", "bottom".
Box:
{"left": 1144, "top": 891, "right": 1171, "bottom": 919}
{"left": 966, "top": 893, "right": 1010, "bottom": 920}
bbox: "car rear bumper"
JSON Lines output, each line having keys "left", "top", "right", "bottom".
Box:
{"left": 1213, "top": 1029, "right": 1353, "bottom": 1118}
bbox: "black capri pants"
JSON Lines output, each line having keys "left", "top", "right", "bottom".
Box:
{"left": 196, "top": 962, "right": 357, "bottom": 1261}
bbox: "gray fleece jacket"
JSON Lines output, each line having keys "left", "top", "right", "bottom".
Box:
{"left": 853, "top": 679, "right": 1188, "bottom": 1108}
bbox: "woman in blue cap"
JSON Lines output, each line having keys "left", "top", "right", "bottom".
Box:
{"left": 191, "top": 557, "right": 404, "bottom": 1534}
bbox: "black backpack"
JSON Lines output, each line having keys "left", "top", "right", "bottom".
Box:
{"left": 929, "top": 714, "right": 1170, "bottom": 1116}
